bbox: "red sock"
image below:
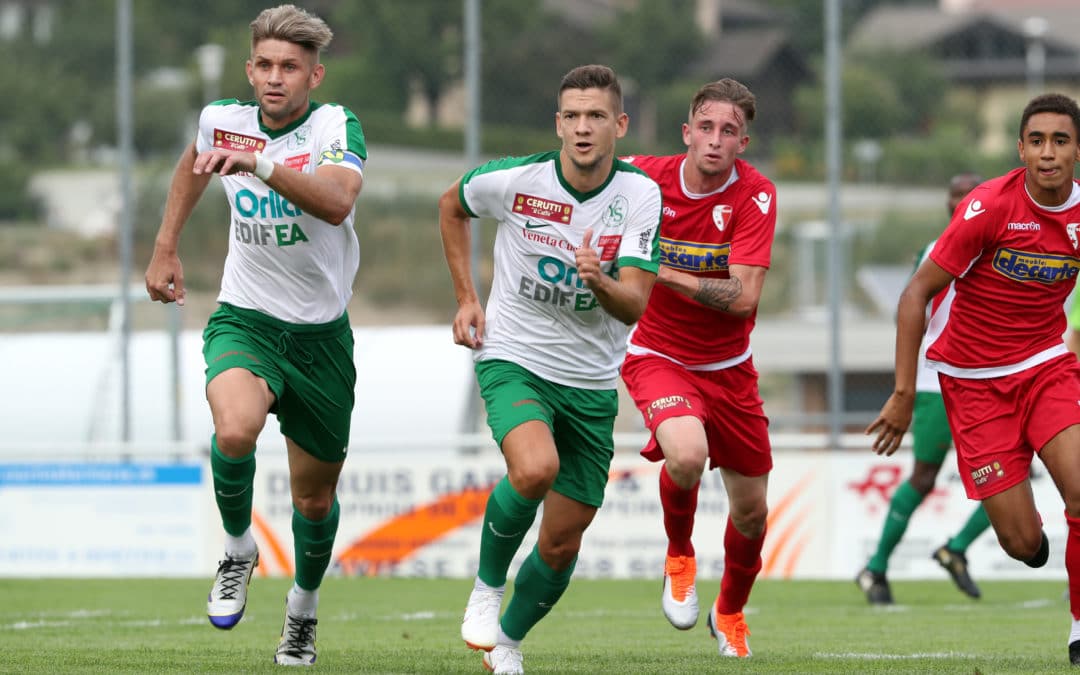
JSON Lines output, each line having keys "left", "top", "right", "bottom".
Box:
{"left": 716, "top": 515, "right": 765, "bottom": 615}
{"left": 1066, "top": 512, "right": 1080, "bottom": 621}
{"left": 659, "top": 464, "right": 698, "bottom": 557}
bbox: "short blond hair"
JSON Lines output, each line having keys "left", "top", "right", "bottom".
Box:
{"left": 250, "top": 4, "right": 333, "bottom": 55}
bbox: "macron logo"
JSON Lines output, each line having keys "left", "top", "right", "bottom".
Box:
{"left": 751, "top": 192, "right": 772, "bottom": 215}
{"left": 963, "top": 200, "right": 985, "bottom": 221}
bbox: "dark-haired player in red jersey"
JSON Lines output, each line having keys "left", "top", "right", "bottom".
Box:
{"left": 621, "top": 78, "right": 776, "bottom": 659}
{"left": 867, "top": 92, "right": 1080, "bottom": 667}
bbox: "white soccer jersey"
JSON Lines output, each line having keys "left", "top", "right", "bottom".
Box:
{"left": 460, "top": 151, "right": 661, "bottom": 389}
{"left": 196, "top": 100, "right": 366, "bottom": 324}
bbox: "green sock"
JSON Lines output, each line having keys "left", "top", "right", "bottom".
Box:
{"left": 293, "top": 497, "right": 340, "bottom": 591}
{"left": 477, "top": 476, "right": 542, "bottom": 587}
{"left": 500, "top": 546, "right": 575, "bottom": 641}
{"left": 210, "top": 435, "right": 255, "bottom": 537}
{"left": 867, "top": 481, "right": 924, "bottom": 574}
{"left": 947, "top": 505, "right": 991, "bottom": 553}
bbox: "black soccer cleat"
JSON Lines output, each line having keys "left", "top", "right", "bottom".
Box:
{"left": 932, "top": 544, "right": 981, "bottom": 599}
{"left": 1069, "top": 639, "right": 1080, "bottom": 666}
{"left": 855, "top": 567, "right": 893, "bottom": 605}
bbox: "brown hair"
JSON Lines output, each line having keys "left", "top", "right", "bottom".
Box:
{"left": 1018, "top": 93, "right": 1080, "bottom": 140}
{"left": 558, "top": 64, "right": 623, "bottom": 114}
{"left": 690, "top": 78, "right": 756, "bottom": 127}
{"left": 250, "top": 4, "right": 333, "bottom": 55}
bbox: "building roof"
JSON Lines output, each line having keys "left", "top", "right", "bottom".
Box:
{"left": 849, "top": 3, "right": 1080, "bottom": 54}
{"left": 689, "top": 27, "right": 810, "bottom": 81}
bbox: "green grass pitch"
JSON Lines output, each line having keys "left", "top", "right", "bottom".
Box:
{"left": 0, "top": 576, "right": 1074, "bottom": 673}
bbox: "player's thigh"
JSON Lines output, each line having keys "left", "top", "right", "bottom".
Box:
{"left": 286, "top": 437, "right": 345, "bottom": 516}
{"left": 206, "top": 367, "right": 275, "bottom": 431}
{"left": 1038, "top": 423, "right": 1080, "bottom": 516}
{"left": 719, "top": 468, "right": 768, "bottom": 529}
{"left": 981, "top": 479, "right": 1042, "bottom": 553}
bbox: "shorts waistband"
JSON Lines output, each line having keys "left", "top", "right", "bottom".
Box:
{"left": 218, "top": 302, "right": 350, "bottom": 339}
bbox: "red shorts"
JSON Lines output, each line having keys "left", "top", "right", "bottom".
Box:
{"left": 939, "top": 353, "right": 1080, "bottom": 500}
{"left": 620, "top": 353, "right": 772, "bottom": 476}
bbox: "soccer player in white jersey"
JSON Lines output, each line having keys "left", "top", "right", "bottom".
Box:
{"left": 144, "top": 4, "right": 365, "bottom": 666}
{"left": 868, "top": 93, "right": 1080, "bottom": 667}
{"left": 439, "top": 64, "right": 661, "bottom": 674}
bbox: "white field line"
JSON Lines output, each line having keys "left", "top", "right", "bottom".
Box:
{"left": 815, "top": 652, "right": 978, "bottom": 660}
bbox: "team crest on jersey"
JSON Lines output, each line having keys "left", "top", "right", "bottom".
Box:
{"left": 712, "top": 204, "right": 733, "bottom": 232}
{"left": 992, "top": 248, "right": 1080, "bottom": 283}
{"left": 601, "top": 195, "right": 629, "bottom": 228}
{"left": 285, "top": 154, "right": 310, "bottom": 172}
{"left": 513, "top": 193, "right": 573, "bottom": 224}
{"left": 213, "top": 129, "right": 266, "bottom": 152}
{"left": 287, "top": 125, "right": 311, "bottom": 150}
{"left": 1068, "top": 223, "right": 1080, "bottom": 250}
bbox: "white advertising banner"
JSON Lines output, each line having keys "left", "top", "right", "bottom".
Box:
{"left": 244, "top": 449, "right": 1067, "bottom": 582}
{"left": 0, "top": 450, "right": 1065, "bottom": 579}
{"left": 0, "top": 462, "right": 209, "bottom": 576}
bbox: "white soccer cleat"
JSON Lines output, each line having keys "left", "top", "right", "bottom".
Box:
{"left": 274, "top": 609, "right": 317, "bottom": 666}
{"left": 661, "top": 555, "right": 699, "bottom": 630}
{"left": 483, "top": 644, "right": 524, "bottom": 674}
{"left": 462, "top": 584, "right": 504, "bottom": 651}
{"left": 207, "top": 551, "right": 259, "bottom": 630}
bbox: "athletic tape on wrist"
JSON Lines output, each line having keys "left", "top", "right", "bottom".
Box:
{"left": 254, "top": 153, "right": 274, "bottom": 182}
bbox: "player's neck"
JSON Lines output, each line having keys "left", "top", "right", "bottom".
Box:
{"left": 558, "top": 151, "right": 614, "bottom": 194}
{"left": 682, "top": 158, "right": 734, "bottom": 195}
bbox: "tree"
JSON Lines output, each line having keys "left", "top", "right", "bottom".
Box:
{"left": 331, "top": 1, "right": 464, "bottom": 127}
{"left": 598, "top": 0, "right": 703, "bottom": 146}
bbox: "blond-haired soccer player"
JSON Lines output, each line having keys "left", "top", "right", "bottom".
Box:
{"left": 145, "top": 4, "right": 366, "bottom": 665}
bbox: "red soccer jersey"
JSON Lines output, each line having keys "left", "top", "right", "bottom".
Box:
{"left": 624, "top": 155, "right": 777, "bottom": 365}
{"left": 926, "top": 167, "right": 1080, "bottom": 374}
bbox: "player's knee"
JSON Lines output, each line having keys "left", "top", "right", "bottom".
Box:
{"left": 730, "top": 501, "right": 768, "bottom": 538}
{"left": 508, "top": 461, "right": 558, "bottom": 497}
{"left": 292, "top": 493, "right": 334, "bottom": 522}
{"left": 908, "top": 463, "right": 940, "bottom": 495}
{"left": 538, "top": 538, "right": 581, "bottom": 572}
{"left": 665, "top": 445, "right": 707, "bottom": 484}
{"left": 998, "top": 528, "right": 1045, "bottom": 563}
{"left": 214, "top": 426, "right": 259, "bottom": 457}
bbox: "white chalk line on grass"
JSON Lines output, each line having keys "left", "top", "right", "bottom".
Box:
{"left": 1, "top": 610, "right": 209, "bottom": 631}
{"left": 815, "top": 652, "right": 977, "bottom": 660}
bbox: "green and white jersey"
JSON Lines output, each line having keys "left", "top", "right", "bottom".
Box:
{"left": 196, "top": 99, "right": 367, "bottom": 324}
{"left": 460, "top": 151, "right": 661, "bottom": 389}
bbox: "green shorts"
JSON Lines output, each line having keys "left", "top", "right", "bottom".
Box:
{"left": 912, "top": 391, "right": 952, "bottom": 464}
{"left": 476, "top": 359, "right": 617, "bottom": 508}
{"left": 202, "top": 303, "right": 356, "bottom": 462}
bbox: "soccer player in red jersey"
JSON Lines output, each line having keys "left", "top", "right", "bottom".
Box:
{"left": 621, "top": 78, "right": 777, "bottom": 658}
{"left": 867, "top": 92, "right": 1080, "bottom": 667}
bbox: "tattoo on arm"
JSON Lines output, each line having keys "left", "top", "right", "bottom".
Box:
{"left": 694, "top": 276, "right": 742, "bottom": 312}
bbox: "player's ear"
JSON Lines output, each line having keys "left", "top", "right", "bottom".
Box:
{"left": 309, "top": 62, "right": 325, "bottom": 90}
